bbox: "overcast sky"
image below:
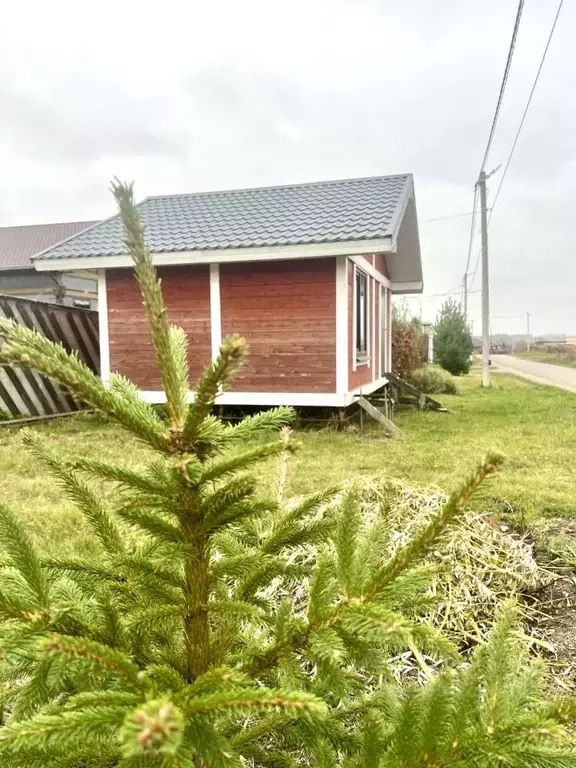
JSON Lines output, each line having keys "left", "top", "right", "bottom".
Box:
{"left": 0, "top": 0, "right": 574, "bottom": 335}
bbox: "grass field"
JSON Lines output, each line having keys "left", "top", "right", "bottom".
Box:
{"left": 0, "top": 370, "right": 575, "bottom": 558}
{"left": 516, "top": 349, "right": 576, "bottom": 369}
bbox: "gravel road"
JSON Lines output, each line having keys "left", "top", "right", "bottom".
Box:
{"left": 493, "top": 355, "right": 576, "bottom": 392}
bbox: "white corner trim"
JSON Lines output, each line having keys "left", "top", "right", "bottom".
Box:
{"left": 335, "top": 256, "right": 348, "bottom": 395}
{"left": 391, "top": 280, "right": 424, "bottom": 294}
{"left": 209, "top": 263, "right": 222, "bottom": 360}
{"left": 349, "top": 255, "right": 390, "bottom": 288}
{"left": 97, "top": 270, "right": 110, "bottom": 384}
{"left": 352, "top": 263, "right": 357, "bottom": 372}
{"left": 33, "top": 238, "right": 395, "bottom": 272}
{"left": 372, "top": 275, "right": 376, "bottom": 376}
{"left": 387, "top": 288, "right": 392, "bottom": 370}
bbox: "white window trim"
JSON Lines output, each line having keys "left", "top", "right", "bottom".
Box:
{"left": 353, "top": 265, "right": 370, "bottom": 368}
{"left": 348, "top": 255, "right": 390, "bottom": 288}
{"left": 97, "top": 270, "right": 110, "bottom": 384}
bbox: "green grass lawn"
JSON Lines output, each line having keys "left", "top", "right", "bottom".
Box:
{"left": 516, "top": 349, "right": 576, "bottom": 369}
{"left": 1, "top": 370, "right": 575, "bottom": 557}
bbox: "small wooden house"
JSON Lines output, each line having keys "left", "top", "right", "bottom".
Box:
{"left": 33, "top": 175, "right": 423, "bottom": 408}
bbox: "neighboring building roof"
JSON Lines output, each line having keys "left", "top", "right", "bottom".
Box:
{"left": 0, "top": 221, "right": 97, "bottom": 272}
{"left": 34, "top": 175, "right": 413, "bottom": 262}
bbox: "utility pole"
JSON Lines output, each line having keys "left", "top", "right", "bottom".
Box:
{"left": 526, "top": 312, "right": 531, "bottom": 352}
{"left": 479, "top": 170, "right": 490, "bottom": 387}
{"left": 463, "top": 273, "right": 468, "bottom": 324}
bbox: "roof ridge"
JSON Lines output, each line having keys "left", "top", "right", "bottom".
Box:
{"left": 144, "top": 173, "right": 412, "bottom": 203}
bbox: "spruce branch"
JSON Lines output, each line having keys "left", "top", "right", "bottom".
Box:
{"left": 221, "top": 406, "right": 295, "bottom": 443}
{"left": 0, "top": 503, "right": 48, "bottom": 608}
{"left": 111, "top": 179, "right": 189, "bottom": 432}
{"left": 0, "top": 706, "right": 129, "bottom": 750}
{"left": 0, "top": 317, "right": 170, "bottom": 451}
{"left": 182, "top": 335, "right": 248, "bottom": 452}
{"left": 363, "top": 453, "right": 504, "bottom": 600}
{"left": 71, "top": 455, "right": 178, "bottom": 497}
{"left": 198, "top": 440, "right": 291, "bottom": 485}
{"left": 181, "top": 689, "right": 325, "bottom": 717}
{"left": 120, "top": 699, "right": 184, "bottom": 757}
{"left": 21, "top": 429, "right": 124, "bottom": 555}
{"left": 39, "top": 635, "right": 143, "bottom": 689}
{"left": 276, "top": 426, "right": 293, "bottom": 504}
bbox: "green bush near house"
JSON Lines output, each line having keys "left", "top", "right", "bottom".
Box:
{"left": 409, "top": 364, "right": 458, "bottom": 395}
{"left": 391, "top": 303, "right": 428, "bottom": 378}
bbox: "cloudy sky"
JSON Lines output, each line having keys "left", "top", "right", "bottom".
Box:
{"left": 0, "top": 0, "right": 573, "bottom": 335}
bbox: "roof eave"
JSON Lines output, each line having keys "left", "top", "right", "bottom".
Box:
{"left": 390, "top": 281, "right": 424, "bottom": 295}
{"left": 33, "top": 237, "right": 396, "bottom": 272}
{"left": 0, "top": 263, "right": 36, "bottom": 273}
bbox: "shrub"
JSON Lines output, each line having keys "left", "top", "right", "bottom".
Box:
{"left": 391, "top": 303, "right": 428, "bottom": 378}
{"left": 513, "top": 339, "right": 528, "bottom": 353}
{"left": 409, "top": 364, "right": 458, "bottom": 395}
{"left": 0, "top": 181, "right": 574, "bottom": 766}
{"left": 434, "top": 299, "right": 474, "bottom": 375}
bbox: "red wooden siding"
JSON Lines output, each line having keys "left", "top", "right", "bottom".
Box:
{"left": 373, "top": 253, "right": 389, "bottom": 278}
{"left": 107, "top": 266, "right": 211, "bottom": 389}
{"left": 359, "top": 253, "right": 389, "bottom": 278}
{"left": 220, "top": 259, "right": 336, "bottom": 393}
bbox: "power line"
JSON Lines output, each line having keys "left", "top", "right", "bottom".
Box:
{"left": 489, "top": 0, "right": 565, "bottom": 221}
{"left": 466, "top": 0, "right": 525, "bottom": 383}
{"left": 464, "top": 0, "right": 523, "bottom": 275}
{"left": 420, "top": 211, "right": 475, "bottom": 224}
{"left": 479, "top": 0, "right": 525, "bottom": 173}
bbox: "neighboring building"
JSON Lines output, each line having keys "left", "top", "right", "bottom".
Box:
{"left": 566, "top": 337, "right": 576, "bottom": 346}
{"left": 33, "top": 175, "right": 423, "bottom": 408}
{"left": 0, "top": 221, "right": 98, "bottom": 307}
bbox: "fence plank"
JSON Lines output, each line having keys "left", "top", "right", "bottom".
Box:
{"left": 0, "top": 296, "right": 99, "bottom": 421}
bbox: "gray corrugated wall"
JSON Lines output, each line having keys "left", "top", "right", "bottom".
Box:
{"left": 0, "top": 296, "right": 99, "bottom": 419}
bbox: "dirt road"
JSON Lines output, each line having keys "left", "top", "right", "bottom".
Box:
{"left": 493, "top": 355, "right": 576, "bottom": 392}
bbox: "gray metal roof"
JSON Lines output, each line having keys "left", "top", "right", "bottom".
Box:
{"left": 34, "top": 175, "right": 413, "bottom": 262}
{"left": 0, "top": 221, "right": 97, "bottom": 271}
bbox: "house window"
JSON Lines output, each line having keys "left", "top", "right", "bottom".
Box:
{"left": 355, "top": 268, "right": 369, "bottom": 364}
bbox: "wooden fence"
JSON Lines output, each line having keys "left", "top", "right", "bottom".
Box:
{"left": 0, "top": 296, "right": 99, "bottom": 420}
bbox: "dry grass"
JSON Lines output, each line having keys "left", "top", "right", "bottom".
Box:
{"left": 355, "top": 477, "right": 544, "bottom": 646}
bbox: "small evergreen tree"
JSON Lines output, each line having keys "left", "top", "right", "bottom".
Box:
{"left": 0, "top": 181, "right": 573, "bottom": 766}
{"left": 434, "top": 300, "right": 474, "bottom": 376}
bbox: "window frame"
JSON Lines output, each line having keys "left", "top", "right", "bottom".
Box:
{"left": 354, "top": 266, "right": 370, "bottom": 366}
